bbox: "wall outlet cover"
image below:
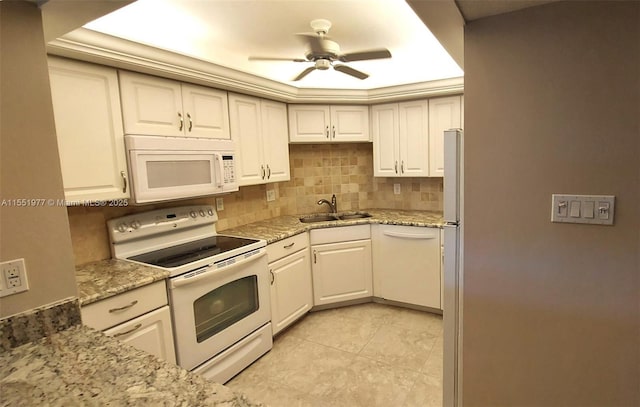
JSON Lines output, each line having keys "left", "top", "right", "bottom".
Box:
{"left": 0, "top": 258, "right": 29, "bottom": 297}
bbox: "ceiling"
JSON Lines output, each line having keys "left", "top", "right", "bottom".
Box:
{"left": 80, "top": 0, "right": 464, "bottom": 90}
{"left": 42, "top": 0, "right": 558, "bottom": 95}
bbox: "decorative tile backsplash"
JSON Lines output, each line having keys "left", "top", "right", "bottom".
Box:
{"left": 67, "top": 143, "right": 442, "bottom": 266}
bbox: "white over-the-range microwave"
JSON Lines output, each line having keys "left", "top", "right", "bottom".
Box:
{"left": 125, "top": 135, "right": 238, "bottom": 204}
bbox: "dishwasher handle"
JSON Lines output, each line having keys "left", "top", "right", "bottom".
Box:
{"left": 170, "top": 249, "right": 266, "bottom": 288}
{"left": 382, "top": 230, "right": 436, "bottom": 239}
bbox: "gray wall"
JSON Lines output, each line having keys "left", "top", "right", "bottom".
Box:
{"left": 463, "top": 2, "right": 639, "bottom": 405}
{"left": 0, "top": 2, "right": 77, "bottom": 317}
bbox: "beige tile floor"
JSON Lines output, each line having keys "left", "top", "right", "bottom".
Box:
{"left": 226, "top": 303, "right": 443, "bottom": 407}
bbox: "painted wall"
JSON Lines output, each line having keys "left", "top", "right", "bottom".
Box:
{"left": 0, "top": 2, "right": 78, "bottom": 318}
{"left": 68, "top": 143, "right": 443, "bottom": 265}
{"left": 463, "top": 2, "right": 639, "bottom": 405}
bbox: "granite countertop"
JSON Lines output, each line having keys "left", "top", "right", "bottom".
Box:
{"left": 75, "top": 209, "right": 443, "bottom": 305}
{"left": 75, "top": 259, "right": 170, "bottom": 306}
{"left": 222, "top": 208, "right": 444, "bottom": 243}
{"left": 0, "top": 324, "right": 264, "bottom": 407}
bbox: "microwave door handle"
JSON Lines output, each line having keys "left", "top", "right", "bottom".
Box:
{"left": 214, "top": 153, "right": 224, "bottom": 188}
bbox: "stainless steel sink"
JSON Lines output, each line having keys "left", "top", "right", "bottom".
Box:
{"left": 299, "top": 214, "right": 339, "bottom": 223}
{"left": 338, "top": 212, "right": 372, "bottom": 220}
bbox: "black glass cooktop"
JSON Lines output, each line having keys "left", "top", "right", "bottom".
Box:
{"left": 128, "top": 235, "right": 259, "bottom": 268}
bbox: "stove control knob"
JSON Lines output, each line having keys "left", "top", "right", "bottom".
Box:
{"left": 207, "top": 209, "right": 214, "bottom": 216}
{"left": 199, "top": 210, "right": 205, "bottom": 217}
{"left": 189, "top": 211, "right": 197, "bottom": 218}
{"left": 116, "top": 223, "right": 128, "bottom": 233}
{"left": 130, "top": 220, "right": 141, "bottom": 230}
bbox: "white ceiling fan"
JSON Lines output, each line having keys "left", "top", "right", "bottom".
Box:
{"left": 248, "top": 19, "right": 392, "bottom": 81}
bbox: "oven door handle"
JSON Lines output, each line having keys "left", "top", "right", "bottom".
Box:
{"left": 169, "top": 250, "right": 266, "bottom": 289}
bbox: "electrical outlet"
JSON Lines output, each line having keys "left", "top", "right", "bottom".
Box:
{"left": 266, "top": 190, "right": 276, "bottom": 202}
{"left": 393, "top": 184, "right": 401, "bottom": 195}
{"left": 216, "top": 197, "right": 224, "bottom": 211}
{"left": 1, "top": 258, "right": 29, "bottom": 297}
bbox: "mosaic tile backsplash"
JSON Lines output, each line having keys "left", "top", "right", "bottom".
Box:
{"left": 67, "top": 143, "right": 443, "bottom": 266}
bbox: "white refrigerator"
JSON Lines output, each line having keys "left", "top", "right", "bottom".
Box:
{"left": 443, "top": 128, "right": 463, "bottom": 407}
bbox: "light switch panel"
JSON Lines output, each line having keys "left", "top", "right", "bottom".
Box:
{"left": 551, "top": 194, "right": 615, "bottom": 225}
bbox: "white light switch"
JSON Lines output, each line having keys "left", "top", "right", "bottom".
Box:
{"left": 551, "top": 194, "right": 615, "bottom": 225}
{"left": 583, "top": 201, "right": 595, "bottom": 219}
{"left": 569, "top": 201, "right": 581, "bottom": 218}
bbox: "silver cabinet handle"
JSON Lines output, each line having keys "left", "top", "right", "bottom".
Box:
{"left": 108, "top": 300, "right": 138, "bottom": 313}
{"left": 325, "top": 125, "right": 329, "bottom": 139}
{"left": 283, "top": 242, "right": 295, "bottom": 249}
{"left": 270, "top": 269, "right": 274, "bottom": 285}
{"left": 332, "top": 125, "right": 336, "bottom": 138}
{"left": 113, "top": 323, "right": 142, "bottom": 338}
{"left": 267, "top": 165, "right": 271, "bottom": 179}
{"left": 120, "top": 171, "right": 127, "bottom": 193}
{"left": 178, "top": 112, "right": 183, "bottom": 131}
{"left": 395, "top": 161, "right": 398, "bottom": 174}
{"left": 261, "top": 165, "right": 266, "bottom": 179}
{"left": 187, "top": 113, "right": 193, "bottom": 131}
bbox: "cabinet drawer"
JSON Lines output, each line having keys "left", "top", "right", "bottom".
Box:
{"left": 267, "top": 233, "right": 309, "bottom": 263}
{"left": 310, "top": 224, "right": 371, "bottom": 245}
{"left": 81, "top": 280, "right": 167, "bottom": 331}
{"left": 103, "top": 305, "right": 176, "bottom": 364}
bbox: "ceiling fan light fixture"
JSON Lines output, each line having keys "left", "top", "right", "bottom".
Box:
{"left": 315, "top": 59, "right": 331, "bottom": 70}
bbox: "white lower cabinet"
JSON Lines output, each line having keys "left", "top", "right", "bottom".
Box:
{"left": 103, "top": 306, "right": 176, "bottom": 364}
{"left": 81, "top": 280, "right": 176, "bottom": 364}
{"left": 310, "top": 225, "right": 373, "bottom": 306}
{"left": 372, "top": 225, "right": 441, "bottom": 309}
{"left": 267, "top": 234, "right": 313, "bottom": 336}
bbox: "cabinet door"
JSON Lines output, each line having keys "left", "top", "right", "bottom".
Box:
{"left": 229, "top": 93, "right": 264, "bottom": 186}
{"left": 269, "top": 249, "right": 313, "bottom": 335}
{"left": 48, "top": 57, "right": 129, "bottom": 201}
{"left": 288, "top": 105, "right": 331, "bottom": 142}
{"left": 330, "top": 105, "right": 370, "bottom": 142}
{"left": 372, "top": 225, "right": 440, "bottom": 309}
{"left": 119, "top": 71, "right": 184, "bottom": 137}
{"left": 181, "top": 84, "right": 230, "bottom": 139}
{"left": 428, "top": 96, "right": 461, "bottom": 177}
{"left": 261, "top": 100, "right": 291, "bottom": 183}
{"left": 371, "top": 103, "right": 400, "bottom": 177}
{"left": 399, "top": 100, "right": 430, "bottom": 177}
{"left": 311, "top": 239, "right": 373, "bottom": 306}
{"left": 104, "top": 306, "right": 176, "bottom": 364}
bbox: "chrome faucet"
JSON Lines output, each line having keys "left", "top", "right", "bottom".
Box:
{"left": 317, "top": 194, "right": 337, "bottom": 213}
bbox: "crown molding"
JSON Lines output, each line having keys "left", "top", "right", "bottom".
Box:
{"left": 47, "top": 28, "right": 463, "bottom": 104}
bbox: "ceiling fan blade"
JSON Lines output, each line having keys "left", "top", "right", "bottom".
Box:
{"left": 249, "top": 56, "right": 307, "bottom": 62}
{"left": 293, "top": 66, "right": 316, "bottom": 81}
{"left": 334, "top": 64, "right": 369, "bottom": 80}
{"left": 339, "top": 48, "right": 392, "bottom": 62}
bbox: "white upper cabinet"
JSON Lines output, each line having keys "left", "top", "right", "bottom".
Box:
{"left": 119, "top": 71, "right": 230, "bottom": 139}
{"left": 229, "top": 93, "right": 290, "bottom": 186}
{"left": 289, "top": 105, "right": 370, "bottom": 142}
{"left": 372, "top": 100, "right": 429, "bottom": 177}
{"left": 428, "top": 95, "right": 462, "bottom": 177}
{"left": 48, "top": 57, "right": 129, "bottom": 201}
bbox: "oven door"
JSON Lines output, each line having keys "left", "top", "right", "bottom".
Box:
{"left": 168, "top": 249, "right": 270, "bottom": 370}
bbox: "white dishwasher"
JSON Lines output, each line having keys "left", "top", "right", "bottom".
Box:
{"left": 372, "top": 224, "right": 441, "bottom": 310}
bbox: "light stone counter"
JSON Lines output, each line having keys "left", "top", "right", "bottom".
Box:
{"left": 75, "top": 259, "right": 170, "bottom": 305}
{"left": 0, "top": 324, "right": 265, "bottom": 407}
{"left": 221, "top": 209, "right": 444, "bottom": 243}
